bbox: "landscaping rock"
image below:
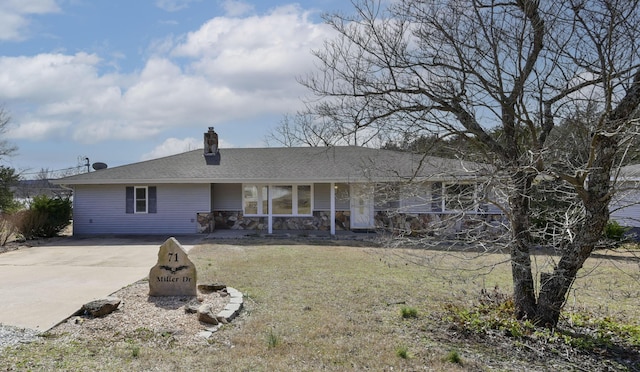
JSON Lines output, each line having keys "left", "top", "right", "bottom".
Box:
{"left": 197, "top": 282, "right": 226, "bottom": 292}
{"left": 197, "top": 304, "right": 219, "bottom": 325}
{"left": 148, "top": 237, "right": 197, "bottom": 296}
{"left": 184, "top": 299, "right": 201, "bottom": 314}
{"left": 81, "top": 297, "right": 121, "bottom": 317}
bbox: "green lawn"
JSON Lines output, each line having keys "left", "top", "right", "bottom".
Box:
{"left": 1, "top": 242, "right": 638, "bottom": 371}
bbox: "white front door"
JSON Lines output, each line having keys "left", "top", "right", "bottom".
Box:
{"left": 350, "top": 183, "right": 375, "bottom": 229}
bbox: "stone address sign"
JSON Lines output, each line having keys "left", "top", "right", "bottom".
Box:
{"left": 149, "top": 237, "right": 197, "bottom": 296}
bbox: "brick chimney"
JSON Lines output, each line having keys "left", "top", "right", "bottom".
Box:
{"left": 204, "top": 127, "right": 219, "bottom": 156}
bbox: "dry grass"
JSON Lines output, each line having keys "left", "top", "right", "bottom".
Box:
{"left": 1, "top": 242, "right": 638, "bottom": 371}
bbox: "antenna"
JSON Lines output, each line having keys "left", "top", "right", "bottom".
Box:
{"left": 92, "top": 162, "right": 108, "bottom": 171}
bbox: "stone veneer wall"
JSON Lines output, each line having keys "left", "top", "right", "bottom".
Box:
{"left": 213, "top": 211, "right": 267, "bottom": 230}
{"left": 197, "top": 212, "right": 215, "bottom": 233}
{"left": 212, "top": 211, "right": 351, "bottom": 231}
{"left": 374, "top": 211, "right": 505, "bottom": 237}
{"left": 209, "top": 210, "right": 504, "bottom": 235}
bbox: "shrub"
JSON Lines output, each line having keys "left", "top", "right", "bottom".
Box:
{"left": 14, "top": 209, "right": 47, "bottom": 240}
{"left": 444, "top": 350, "right": 462, "bottom": 365}
{"left": 396, "top": 345, "right": 410, "bottom": 359}
{"left": 15, "top": 196, "right": 71, "bottom": 239}
{"left": 0, "top": 213, "right": 18, "bottom": 246}
{"left": 400, "top": 306, "right": 418, "bottom": 319}
{"left": 603, "top": 220, "right": 630, "bottom": 241}
{"left": 267, "top": 328, "right": 280, "bottom": 348}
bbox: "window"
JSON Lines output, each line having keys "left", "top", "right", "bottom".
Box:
{"left": 431, "top": 182, "right": 442, "bottom": 212}
{"left": 135, "top": 187, "right": 147, "bottom": 213}
{"left": 273, "top": 185, "right": 293, "bottom": 214}
{"left": 243, "top": 185, "right": 268, "bottom": 215}
{"left": 243, "top": 184, "right": 312, "bottom": 216}
{"left": 126, "top": 186, "right": 157, "bottom": 214}
{"left": 444, "top": 183, "right": 476, "bottom": 211}
{"left": 374, "top": 183, "right": 400, "bottom": 210}
{"left": 399, "top": 182, "right": 431, "bottom": 213}
{"left": 297, "top": 185, "right": 311, "bottom": 214}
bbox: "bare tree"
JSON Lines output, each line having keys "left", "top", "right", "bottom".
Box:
{"left": 291, "top": 0, "right": 640, "bottom": 326}
{"left": 0, "top": 106, "right": 16, "bottom": 162}
{"left": 266, "top": 111, "right": 390, "bottom": 147}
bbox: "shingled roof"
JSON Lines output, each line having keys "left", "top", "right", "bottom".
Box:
{"left": 53, "top": 146, "right": 488, "bottom": 185}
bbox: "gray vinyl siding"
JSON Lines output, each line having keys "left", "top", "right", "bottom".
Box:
{"left": 212, "top": 183, "right": 242, "bottom": 210}
{"left": 314, "top": 183, "right": 331, "bottom": 210}
{"left": 610, "top": 182, "right": 640, "bottom": 227}
{"left": 72, "top": 184, "right": 210, "bottom": 235}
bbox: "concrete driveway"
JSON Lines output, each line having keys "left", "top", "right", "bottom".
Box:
{"left": 0, "top": 236, "right": 199, "bottom": 331}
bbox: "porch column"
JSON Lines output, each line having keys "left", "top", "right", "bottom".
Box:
{"left": 330, "top": 182, "right": 336, "bottom": 235}
{"left": 268, "top": 185, "right": 273, "bottom": 234}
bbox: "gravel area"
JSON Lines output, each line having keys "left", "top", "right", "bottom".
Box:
{"left": 51, "top": 280, "right": 230, "bottom": 345}
{"left": 0, "top": 324, "right": 41, "bottom": 353}
{"left": 0, "top": 280, "right": 230, "bottom": 353}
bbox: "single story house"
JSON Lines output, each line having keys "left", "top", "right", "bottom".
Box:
{"left": 53, "top": 128, "right": 502, "bottom": 236}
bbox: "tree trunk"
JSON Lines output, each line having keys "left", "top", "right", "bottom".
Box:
{"left": 508, "top": 171, "right": 538, "bottom": 319}
{"left": 535, "top": 134, "right": 617, "bottom": 327}
{"left": 534, "top": 70, "right": 640, "bottom": 327}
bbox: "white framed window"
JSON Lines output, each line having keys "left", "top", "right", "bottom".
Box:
{"left": 243, "top": 184, "right": 313, "bottom": 216}
{"left": 272, "top": 185, "right": 293, "bottom": 214}
{"left": 243, "top": 184, "right": 269, "bottom": 215}
{"left": 374, "top": 183, "right": 400, "bottom": 211}
{"left": 135, "top": 186, "right": 148, "bottom": 213}
{"left": 399, "top": 182, "right": 431, "bottom": 213}
{"left": 126, "top": 186, "right": 157, "bottom": 214}
{"left": 443, "top": 183, "right": 477, "bottom": 212}
{"left": 297, "top": 185, "right": 311, "bottom": 214}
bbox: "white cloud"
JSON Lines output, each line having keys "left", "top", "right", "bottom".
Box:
{"left": 1, "top": 5, "right": 335, "bottom": 148}
{"left": 141, "top": 136, "right": 235, "bottom": 160}
{"left": 7, "top": 118, "right": 69, "bottom": 140}
{"left": 219, "top": 0, "right": 254, "bottom": 17}
{"left": 141, "top": 137, "right": 200, "bottom": 160}
{"left": 172, "top": 5, "right": 333, "bottom": 93}
{"left": 0, "top": 52, "right": 105, "bottom": 101}
{"left": 0, "top": 0, "right": 60, "bottom": 41}
{"left": 155, "top": 0, "right": 200, "bottom": 12}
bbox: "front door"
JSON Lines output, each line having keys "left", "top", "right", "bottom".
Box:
{"left": 350, "top": 183, "right": 375, "bottom": 229}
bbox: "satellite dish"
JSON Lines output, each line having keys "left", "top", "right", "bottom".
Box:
{"left": 92, "top": 162, "right": 108, "bottom": 171}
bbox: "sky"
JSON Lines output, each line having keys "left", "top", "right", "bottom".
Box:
{"left": 0, "top": 0, "right": 353, "bottom": 178}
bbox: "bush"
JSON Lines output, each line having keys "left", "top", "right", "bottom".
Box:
{"left": 15, "top": 196, "right": 71, "bottom": 239}
{"left": 603, "top": 220, "right": 630, "bottom": 241}
{"left": 396, "top": 345, "right": 410, "bottom": 359}
{"left": 444, "top": 350, "right": 462, "bottom": 365}
{"left": 400, "top": 305, "right": 418, "bottom": 319}
{"left": 0, "top": 213, "right": 18, "bottom": 246}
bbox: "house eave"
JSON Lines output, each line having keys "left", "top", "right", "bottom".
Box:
{"left": 52, "top": 174, "right": 483, "bottom": 186}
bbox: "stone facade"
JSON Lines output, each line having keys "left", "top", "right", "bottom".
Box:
{"left": 197, "top": 212, "right": 215, "bottom": 233}
{"left": 207, "top": 209, "right": 503, "bottom": 236}
{"left": 213, "top": 211, "right": 267, "bottom": 230}
{"left": 212, "top": 211, "right": 351, "bottom": 231}
{"left": 374, "top": 211, "right": 505, "bottom": 237}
